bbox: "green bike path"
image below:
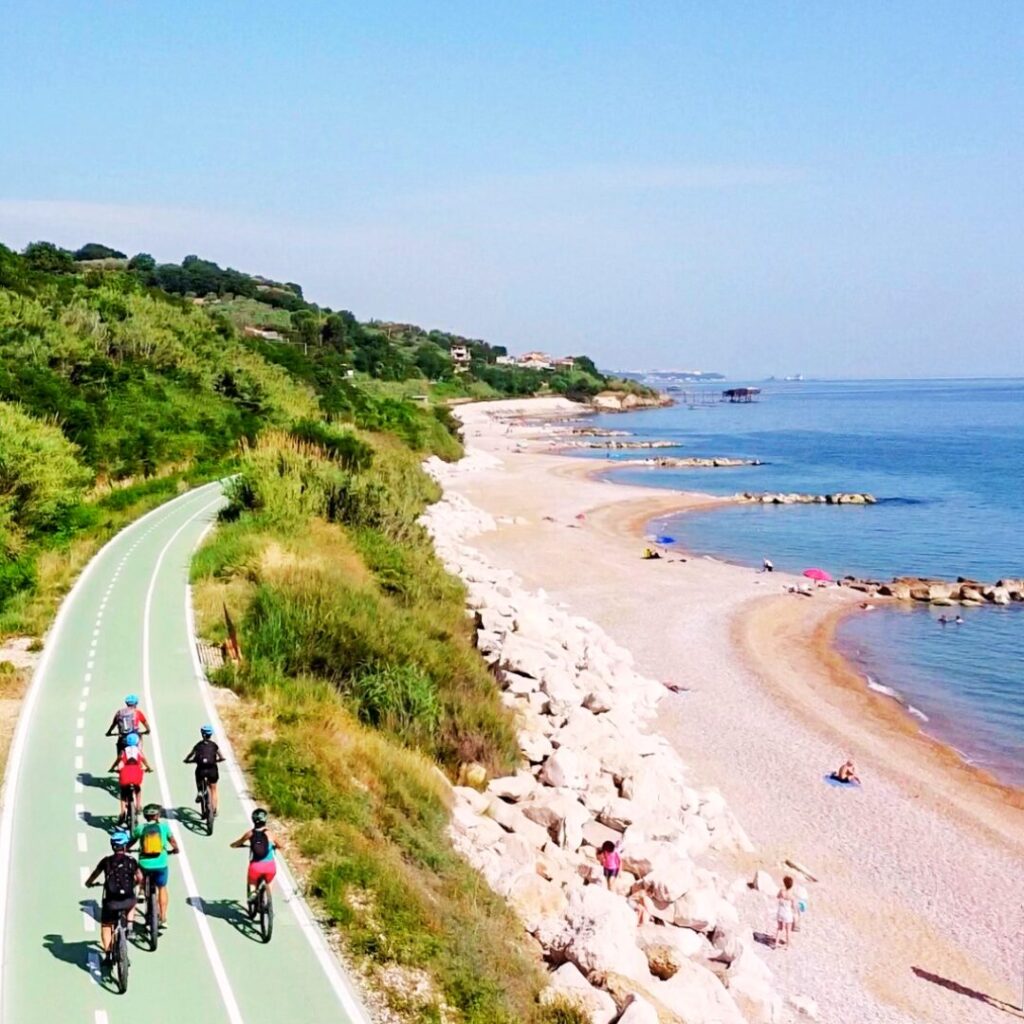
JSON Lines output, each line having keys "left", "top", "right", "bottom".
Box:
{"left": 0, "top": 484, "right": 369, "bottom": 1024}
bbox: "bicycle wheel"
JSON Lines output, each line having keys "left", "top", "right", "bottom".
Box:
{"left": 259, "top": 882, "right": 273, "bottom": 944}
{"left": 115, "top": 920, "right": 130, "bottom": 993}
{"left": 201, "top": 785, "right": 214, "bottom": 836}
{"left": 125, "top": 793, "right": 135, "bottom": 836}
{"left": 146, "top": 877, "right": 159, "bottom": 951}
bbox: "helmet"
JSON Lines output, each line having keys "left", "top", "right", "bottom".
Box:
{"left": 251, "top": 808, "right": 268, "bottom": 828}
{"left": 110, "top": 831, "right": 130, "bottom": 850}
{"left": 200, "top": 724, "right": 214, "bottom": 737}
{"left": 124, "top": 694, "right": 139, "bottom": 707}
{"left": 143, "top": 803, "right": 161, "bottom": 819}
{"left": 125, "top": 732, "right": 140, "bottom": 747}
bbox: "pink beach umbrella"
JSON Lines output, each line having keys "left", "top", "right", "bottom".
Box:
{"left": 802, "top": 567, "right": 832, "bottom": 582}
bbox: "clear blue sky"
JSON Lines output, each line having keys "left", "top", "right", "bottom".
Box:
{"left": 2, "top": 2, "right": 1021, "bottom": 377}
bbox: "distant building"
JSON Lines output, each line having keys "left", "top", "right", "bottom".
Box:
{"left": 518, "top": 351, "right": 554, "bottom": 370}
{"left": 243, "top": 325, "right": 285, "bottom": 342}
{"left": 553, "top": 356, "right": 576, "bottom": 370}
{"left": 494, "top": 354, "right": 516, "bottom": 365}
{"left": 450, "top": 344, "right": 470, "bottom": 363}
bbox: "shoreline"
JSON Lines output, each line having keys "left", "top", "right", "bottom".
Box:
{"left": 539, "top": 439, "right": 1024, "bottom": 800}
{"left": 445, "top": 396, "right": 1024, "bottom": 1024}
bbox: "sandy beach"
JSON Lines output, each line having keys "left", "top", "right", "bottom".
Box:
{"left": 446, "top": 397, "right": 1024, "bottom": 1024}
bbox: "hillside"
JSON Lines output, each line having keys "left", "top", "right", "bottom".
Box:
{"left": 0, "top": 238, "right": 599, "bottom": 1022}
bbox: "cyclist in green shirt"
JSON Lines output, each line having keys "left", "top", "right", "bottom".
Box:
{"left": 128, "top": 804, "right": 178, "bottom": 927}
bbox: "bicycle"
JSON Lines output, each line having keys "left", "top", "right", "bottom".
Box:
{"left": 89, "top": 887, "right": 130, "bottom": 993}
{"left": 197, "top": 776, "right": 214, "bottom": 836}
{"left": 140, "top": 869, "right": 160, "bottom": 952}
{"left": 247, "top": 876, "right": 273, "bottom": 943}
{"left": 123, "top": 785, "right": 138, "bottom": 836}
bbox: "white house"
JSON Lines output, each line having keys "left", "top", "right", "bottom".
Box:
{"left": 517, "top": 351, "right": 553, "bottom": 370}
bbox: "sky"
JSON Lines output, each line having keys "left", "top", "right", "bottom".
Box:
{"left": 1, "top": 2, "right": 1021, "bottom": 378}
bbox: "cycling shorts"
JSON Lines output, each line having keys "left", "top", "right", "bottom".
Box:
{"left": 195, "top": 766, "right": 219, "bottom": 786}
{"left": 100, "top": 897, "right": 136, "bottom": 925}
{"left": 247, "top": 859, "right": 277, "bottom": 886}
{"left": 141, "top": 864, "right": 169, "bottom": 888}
{"left": 119, "top": 784, "right": 141, "bottom": 801}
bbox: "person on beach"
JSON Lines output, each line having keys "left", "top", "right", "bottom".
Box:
{"left": 596, "top": 840, "right": 621, "bottom": 890}
{"left": 832, "top": 759, "right": 861, "bottom": 785}
{"left": 774, "top": 876, "right": 797, "bottom": 948}
{"left": 762, "top": 557, "right": 774, "bottom": 573}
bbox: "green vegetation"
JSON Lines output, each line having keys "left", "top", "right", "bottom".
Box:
{"left": 0, "top": 236, "right": 645, "bottom": 1021}
{"left": 192, "top": 432, "right": 568, "bottom": 1021}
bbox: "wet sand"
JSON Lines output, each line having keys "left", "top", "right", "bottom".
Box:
{"left": 447, "top": 397, "right": 1024, "bottom": 1024}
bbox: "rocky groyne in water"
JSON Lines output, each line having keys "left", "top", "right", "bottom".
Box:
{"left": 420, "top": 452, "right": 814, "bottom": 1024}
{"left": 845, "top": 575, "right": 1024, "bottom": 606}
{"left": 620, "top": 456, "right": 762, "bottom": 469}
{"left": 737, "top": 492, "right": 876, "bottom": 505}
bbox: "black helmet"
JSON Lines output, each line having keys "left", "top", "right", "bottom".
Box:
{"left": 251, "top": 808, "right": 268, "bottom": 828}
{"left": 143, "top": 803, "right": 161, "bottom": 819}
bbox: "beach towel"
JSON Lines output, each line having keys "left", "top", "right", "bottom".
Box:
{"left": 823, "top": 773, "right": 861, "bottom": 789}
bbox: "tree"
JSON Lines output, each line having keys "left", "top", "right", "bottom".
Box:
{"left": 22, "top": 241, "right": 74, "bottom": 274}
{"left": 415, "top": 345, "right": 452, "bottom": 381}
{"left": 127, "top": 253, "right": 156, "bottom": 272}
{"left": 292, "top": 309, "right": 321, "bottom": 349}
{"left": 74, "top": 243, "right": 126, "bottom": 261}
{"left": 573, "top": 355, "right": 602, "bottom": 378}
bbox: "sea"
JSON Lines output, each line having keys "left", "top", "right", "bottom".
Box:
{"left": 579, "top": 378, "right": 1024, "bottom": 785}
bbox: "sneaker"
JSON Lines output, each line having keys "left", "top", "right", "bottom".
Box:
{"left": 194, "top": 794, "right": 202, "bottom": 803}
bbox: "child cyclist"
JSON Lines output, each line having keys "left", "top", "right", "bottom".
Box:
{"left": 230, "top": 808, "right": 282, "bottom": 901}
{"left": 109, "top": 732, "right": 152, "bottom": 824}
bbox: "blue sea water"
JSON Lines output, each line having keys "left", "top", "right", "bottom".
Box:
{"left": 582, "top": 379, "right": 1024, "bottom": 784}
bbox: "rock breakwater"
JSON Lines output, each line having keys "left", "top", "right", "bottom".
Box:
{"left": 421, "top": 454, "right": 804, "bottom": 1024}
{"left": 846, "top": 575, "right": 1024, "bottom": 606}
{"left": 738, "top": 492, "right": 876, "bottom": 505}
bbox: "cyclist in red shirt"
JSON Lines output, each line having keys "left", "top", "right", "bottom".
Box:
{"left": 105, "top": 694, "right": 149, "bottom": 754}
{"left": 109, "top": 733, "right": 151, "bottom": 823}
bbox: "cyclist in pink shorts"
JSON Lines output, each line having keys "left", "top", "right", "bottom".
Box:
{"left": 230, "top": 808, "right": 282, "bottom": 896}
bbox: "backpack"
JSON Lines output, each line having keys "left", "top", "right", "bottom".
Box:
{"left": 249, "top": 828, "right": 270, "bottom": 861}
{"left": 115, "top": 708, "right": 136, "bottom": 736}
{"left": 195, "top": 740, "right": 218, "bottom": 766}
{"left": 140, "top": 822, "right": 164, "bottom": 857}
{"left": 104, "top": 854, "right": 136, "bottom": 899}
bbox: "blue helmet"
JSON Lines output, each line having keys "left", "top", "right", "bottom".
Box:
{"left": 110, "top": 831, "right": 130, "bottom": 850}
{"left": 124, "top": 694, "right": 139, "bottom": 707}
{"left": 125, "top": 732, "right": 140, "bottom": 747}
{"left": 200, "top": 724, "right": 214, "bottom": 737}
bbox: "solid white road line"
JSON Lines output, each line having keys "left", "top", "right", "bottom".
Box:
{"left": 0, "top": 482, "right": 220, "bottom": 1021}
{"left": 143, "top": 498, "right": 246, "bottom": 1024}
{"left": 185, "top": 569, "right": 372, "bottom": 1023}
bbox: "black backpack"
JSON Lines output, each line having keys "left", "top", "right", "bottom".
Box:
{"left": 104, "top": 854, "right": 136, "bottom": 899}
{"left": 249, "top": 828, "right": 270, "bottom": 861}
{"left": 195, "top": 740, "right": 218, "bottom": 766}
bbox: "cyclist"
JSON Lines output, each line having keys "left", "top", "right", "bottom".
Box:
{"left": 128, "top": 804, "right": 179, "bottom": 928}
{"left": 108, "top": 732, "right": 152, "bottom": 824}
{"left": 230, "top": 808, "right": 281, "bottom": 900}
{"left": 84, "top": 830, "right": 141, "bottom": 961}
{"left": 183, "top": 724, "right": 225, "bottom": 817}
{"left": 105, "top": 694, "right": 149, "bottom": 754}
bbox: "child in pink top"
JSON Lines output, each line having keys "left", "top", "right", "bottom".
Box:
{"left": 596, "top": 840, "right": 621, "bottom": 890}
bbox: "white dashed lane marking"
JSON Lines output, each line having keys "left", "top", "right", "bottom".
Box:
{"left": 75, "top": 736, "right": 83, "bottom": 749}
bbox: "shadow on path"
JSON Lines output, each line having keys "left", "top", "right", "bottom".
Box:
{"left": 912, "top": 966, "right": 1024, "bottom": 1018}
{"left": 187, "top": 896, "right": 261, "bottom": 942}
{"left": 172, "top": 805, "right": 208, "bottom": 836}
{"left": 82, "top": 810, "right": 121, "bottom": 833}
{"left": 79, "top": 773, "right": 120, "bottom": 798}
{"left": 41, "top": 932, "right": 119, "bottom": 992}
